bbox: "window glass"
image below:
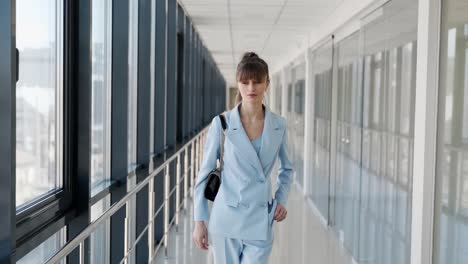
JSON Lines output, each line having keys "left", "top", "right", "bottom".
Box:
{"left": 309, "top": 40, "right": 333, "bottom": 221}
{"left": 333, "top": 32, "right": 361, "bottom": 255}
{"left": 358, "top": 1, "right": 418, "bottom": 263}
{"left": 16, "top": 0, "right": 64, "bottom": 207}
{"left": 90, "top": 195, "right": 111, "bottom": 264}
{"left": 91, "top": 0, "right": 112, "bottom": 196}
{"left": 433, "top": 1, "right": 468, "bottom": 263}
{"left": 128, "top": 0, "right": 138, "bottom": 170}
{"left": 17, "top": 227, "right": 66, "bottom": 264}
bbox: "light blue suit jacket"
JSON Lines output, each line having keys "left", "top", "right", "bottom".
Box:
{"left": 193, "top": 102, "right": 294, "bottom": 240}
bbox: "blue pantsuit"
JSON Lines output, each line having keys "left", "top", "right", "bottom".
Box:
{"left": 209, "top": 198, "right": 278, "bottom": 264}
{"left": 193, "top": 102, "right": 294, "bottom": 263}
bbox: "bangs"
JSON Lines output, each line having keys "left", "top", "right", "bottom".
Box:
{"left": 236, "top": 62, "right": 267, "bottom": 83}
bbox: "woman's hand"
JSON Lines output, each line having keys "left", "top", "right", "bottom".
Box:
{"left": 274, "top": 203, "right": 287, "bottom": 222}
{"left": 192, "top": 221, "right": 209, "bottom": 250}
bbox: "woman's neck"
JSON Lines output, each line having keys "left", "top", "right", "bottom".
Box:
{"left": 239, "top": 101, "right": 264, "bottom": 122}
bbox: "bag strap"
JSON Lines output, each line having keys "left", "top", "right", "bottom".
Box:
{"left": 219, "top": 113, "right": 227, "bottom": 130}
{"left": 218, "top": 114, "right": 227, "bottom": 172}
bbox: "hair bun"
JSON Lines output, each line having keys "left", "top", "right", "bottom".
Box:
{"left": 241, "top": 52, "right": 259, "bottom": 60}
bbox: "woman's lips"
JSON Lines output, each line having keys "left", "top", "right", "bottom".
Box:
{"left": 247, "top": 94, "right": 257, "bottom": 97}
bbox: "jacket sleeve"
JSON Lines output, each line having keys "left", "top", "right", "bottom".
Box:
{"left": 193, "top": 116, "right": 222, "bottom": 221}
{"left": 274, "top": 121, "right": 295, "bottom": 207}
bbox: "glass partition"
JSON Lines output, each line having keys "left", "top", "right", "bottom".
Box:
{"left": 302, "top": 1, "right": 418, "bottom": 262}
{"left": 433, "top": 0, "right": 468, "bottom": 263}
{"left": 358, "top": 0, "right": 418, "bottom": 263}
{"left": 273, "top": 73, "right": 282, "bottom": 114}
{"left": 310, "top": 40, "right": 334, "bottom": 221}
{"left": 333, "top": 32, "right": 362, "bottom": 256}
{"left": 291, "top": 62, "right": 306, "bottom": 188}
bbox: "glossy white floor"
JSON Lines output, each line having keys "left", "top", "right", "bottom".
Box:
{"left": 153, "top": 182, "right": 355, "bottom": 264}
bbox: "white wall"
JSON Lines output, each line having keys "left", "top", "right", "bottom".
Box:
{"left": 410, "top": 0, "right": 441, "bottom": 263}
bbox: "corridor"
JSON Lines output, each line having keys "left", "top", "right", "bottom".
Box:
{"left": 154, "top": 183, "right": 354, "bottom": 264}
{"left": 1, "top": 0, "right": 467, "bottom": 263}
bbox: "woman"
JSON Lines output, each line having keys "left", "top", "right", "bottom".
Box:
{"left": 192, "top": 52, "right": 294, "bottom": 263}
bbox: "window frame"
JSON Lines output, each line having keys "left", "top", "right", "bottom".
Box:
{"left": 0, "top": 0, "right": 16, "bottom": 262}
{"left": 14, "top": 0, "right": 65, "bottom": 210}
{"left": 1, "top": 0, "right": 228, "bottom": 262}
{"left": 15, "top": 0, "right": 66, "bottom": 212}
{"left": 15, "top": 0, "right": 74, "bottom": 246}
{"left": 14, "top": 0, "right": 92, "bottom": 260}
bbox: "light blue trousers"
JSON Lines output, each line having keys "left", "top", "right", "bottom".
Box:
{"left": 209, "top": 199, "right": 277, "bottom": 264}
{"left": 210, "top": 233, "right": 274, "bottom": 264}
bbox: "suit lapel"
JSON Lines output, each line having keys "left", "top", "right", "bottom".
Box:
{"left": 225, "top": 103, "right": 263, "bottom": 177}
{"left": 225, "top": 103, "right": 284, "bottom": 181}
{"left": 258, "top": 108, "right": 284, "bottom": 171}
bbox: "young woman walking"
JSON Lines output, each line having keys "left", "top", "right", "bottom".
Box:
{"left": 192, "top": 52, "right": 294, "bottom": 264}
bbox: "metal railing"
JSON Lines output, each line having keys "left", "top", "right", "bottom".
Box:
{"left": 45, "top": 128, "right": 209, "bottom": 264}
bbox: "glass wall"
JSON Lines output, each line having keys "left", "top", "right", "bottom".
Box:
{"left": 273, "top": 73, "right": 282, "bottom": 114}
{"left": 301, "top": 0, "right": 418, "bottom": 262}
{"left": 291, "top": 61, "right": 306, "bottom": 188}
{"left": 433, "top": 0, "right": 468, "bottom": 263}
{"left": 310, "top": 40, "right": 333, "bottom": 221}
{"left": 91, "top": 0, "right": 112, "bottom": 196}
{"left": 358, "top": 1, "right": 418, "bottom": 263}
{"left": 333, "top": 32, "right": 362, "bottom": 256}
{"left": 6, "top": 0, "right": 227, "bottom": 261}
{"left": 285, "top": 65, "right": 296, "bottom": 186}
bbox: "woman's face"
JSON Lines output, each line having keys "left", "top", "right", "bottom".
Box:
{"left": 237, "top": 76, "right": 269, "bottom": 104}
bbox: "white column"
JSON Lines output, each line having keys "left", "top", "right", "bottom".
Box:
{"left": 410, "top": 0, "right": 441, "bottom": 263}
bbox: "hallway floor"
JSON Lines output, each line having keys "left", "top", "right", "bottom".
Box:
{"left": 153, "top": 183, "right": 355, "bottom": 264}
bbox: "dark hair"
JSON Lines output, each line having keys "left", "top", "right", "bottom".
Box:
{"left": 235, "top": 52, "right": 270, "bottom": 103}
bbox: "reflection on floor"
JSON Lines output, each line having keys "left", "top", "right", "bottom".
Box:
{"left": 153, "top": 183, "right": 355, "bottom": 264}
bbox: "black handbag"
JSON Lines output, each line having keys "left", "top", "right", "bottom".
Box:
{"left": 204, "top": 114, "right": 227, "bottom": 201}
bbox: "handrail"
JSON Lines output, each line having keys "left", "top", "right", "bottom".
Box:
{"left": 45, "top": 126, "right": 209, "bottom": 264}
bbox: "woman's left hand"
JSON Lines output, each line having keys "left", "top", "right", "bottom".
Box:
{"left": 274, "top": 203, "right": 287, "bottom": 222}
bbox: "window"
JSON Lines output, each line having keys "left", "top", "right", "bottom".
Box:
{"left": 128, "top": 0, "right": 139, "bottom": 170}
{"left": 91, "top": 0, "right": 112, "bottom": 196}
{"left": 90, "top": 195, "right": 111, "bottom": 264}
{"left": 16, "top": 227, "right": 66, "bottom": 264}
{"left": 16, "top": 0, "right": 64, "bottom": 208}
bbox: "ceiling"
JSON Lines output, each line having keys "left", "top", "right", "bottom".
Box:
{"left": 179, "top": 0, "right": 344, "bottom": 86}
